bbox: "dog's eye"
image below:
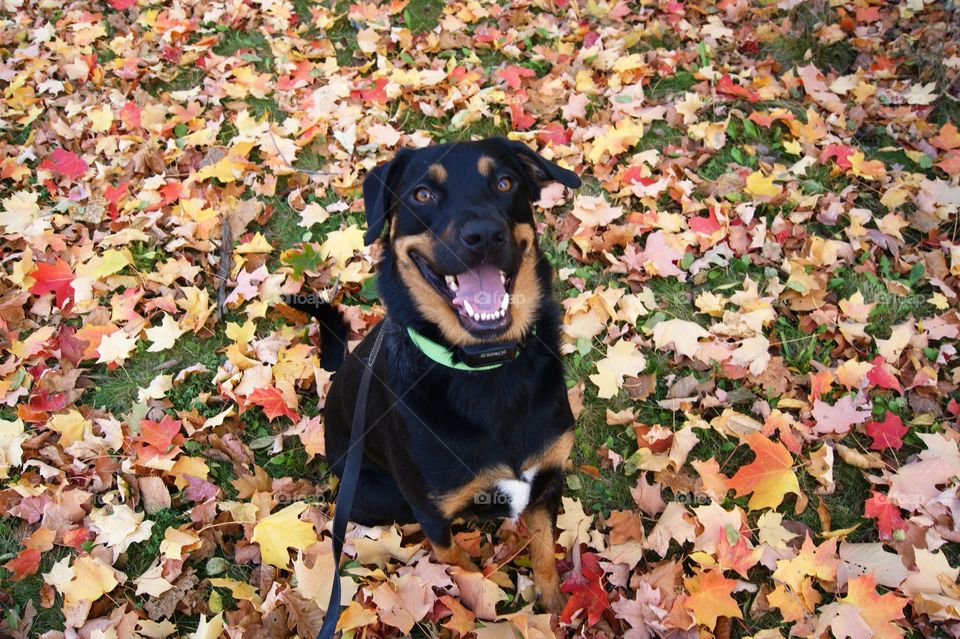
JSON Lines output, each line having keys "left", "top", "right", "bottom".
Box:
{"left": 496, "top": 177, "right": 514, "bottom": 192}
{"left": 413, "top": 187, "right": 434, "bottom": 203}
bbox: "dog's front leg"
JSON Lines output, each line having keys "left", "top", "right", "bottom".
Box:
{"left": 413, "top": 507, "right": 480, "bottom": 572}
{"left": 524, "top": 503, "right": 565, "bottom": 614}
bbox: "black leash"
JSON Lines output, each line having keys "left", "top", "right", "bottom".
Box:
{"left": 317, "top": 322, "right": 387, "bottom": 639}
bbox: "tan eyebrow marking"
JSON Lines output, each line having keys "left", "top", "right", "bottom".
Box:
{"left": 477, "top": 156, "right": 495, "bottom": 176}
{"left": 427, "top": 163, "right": 447, "bottom": 183}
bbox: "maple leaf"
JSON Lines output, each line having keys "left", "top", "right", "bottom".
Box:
{"left": 3, "top": 548, "right": 41, "bottom": 581}
{"left": 39, "top": 148, "right": 88, "bottom": 180}
{"left": 866, "top": 356, "right": 903, "bottom": 393}
{"left": 840, "top": 574, "right": 907, "bottom": 639}
{"left": 251, "top": 502, "right": 318, "bottom": 569}
{"left": 560, "top": 550, "right": 610, "bottom": 625}
{"left": 863, "top": 492, "right": 906, "bottom": 540}
{"left": 651, "top": 319, "right": 709, "bottom": 359}
{"left": 725, "top": 433, "right": 800, "bottom": 510}
{"left": 745, "top": 171, "right": 780, "bottom": 197}
{"left": 683, "top": 569, "right": 742, "bottom": 630}
{"left": 864, "top": 412, "right": 908, "bottom": 451}
{"left": 29, "top": 258, "right": 75, "bottom": 308}
{"left": 812, "top": 395, "right": 873, "bottom": 435}
{"left": 589, "top": 339, "right": 647, "bottom": 399}
{"left": 247, "top": 385, "right": 299, "bottom": 422}
{"left": 60, "top": 555, "right": 120, "bottom": 604}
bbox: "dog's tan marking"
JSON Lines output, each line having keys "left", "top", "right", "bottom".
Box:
{"left": 522, "top": 430, "right": 574, "bottom": 474}
{"left": 392, "top": 224, "right": 543, "bottom": 347}
{"left": 393, "top": 232, "right": 478, "bottom": 346}
{"left": 431, "top": 540, "right": 480, "bottom": 571}
{"left": 523, "top": 507, "right": 565, "bottom": 614}
{"left": 500, "top": 224, "right": 541, "bottom": 343}
{"left": 427, "top": 163, "right": 447, "bottom": 183}
{"left": 434, "top": 464, "right": 514, "bottom": 519}
{"left": 477, "top": 155, "right": 496, "bottom": 176}
{"left": 434, "top": 432, "right": 573, "bottom": 520}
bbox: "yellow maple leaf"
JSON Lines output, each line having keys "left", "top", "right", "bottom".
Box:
{"left": 587, "top": 119, "right": 644, "bottom": 164}
{"left": 252, "top": 502, "right": 319, "bottom": 569}
{"left": 49, "top": 410, "right": 91, "bottom": 446}
{"left": 145, "top": 314, "right": 185, "bottom": 352}
{"left": 589, "top": 339, "right": 647, "bottom": 399}
{"left": 745, "top": 171, "right": 780, "bottom": 197}
{"left": 225, "top": 319, "right": 257, "bottom": 344}
{"left": 61, "top": 555, "right": 119, "bottom": 604}
{"left": 159, "top": 526, "right": 203, "bottom": 561}
{"left": 195, "top": 155, "right": 247, "bottom": 183}
{"left": 321, "top": 224, "right": 366, "bottom": 269}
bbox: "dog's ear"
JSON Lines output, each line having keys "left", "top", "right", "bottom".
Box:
{"left": 503, "top": 139, "right": 581, "bottom": 192}
{"left": 362, "top": 151, "right": 407, "bottom": 245}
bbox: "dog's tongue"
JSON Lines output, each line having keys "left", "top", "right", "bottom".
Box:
{"left": 453, "top": 264, "right": 506, "bottom": 313}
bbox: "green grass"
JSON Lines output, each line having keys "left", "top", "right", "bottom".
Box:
{"left": 123, "top": 508, "right": 191, "bottom": 579}
{"left": 212, "top": 30, "right": 274, "bottom": 72}
{"left": 404, "top": 0, "right": 444, "bottom": 33}
{"left": 0, "top": 517, "right": 70, "bottom": 635}
{"left": 86, "top": 331, "right": 227, "bottom": 416}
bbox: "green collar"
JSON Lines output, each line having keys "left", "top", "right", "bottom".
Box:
{"left": 406, "top": 326, "right": 514, "bottom": 371}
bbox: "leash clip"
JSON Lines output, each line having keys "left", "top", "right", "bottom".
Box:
{"left": 457, "top": 342, "right": 518, "bottom": 367}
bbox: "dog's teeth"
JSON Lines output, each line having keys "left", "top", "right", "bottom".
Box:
{"left": 463, "top": 300, "right": 475, "bottom": 316}
{"left": 501, "top": 293, "right": 509, "bottom": 311}
{"left": 500, "top": 271, "right": 506, "bottom": 284}
{"left": 445, "top": 275, "right": 458, "bottom": 291}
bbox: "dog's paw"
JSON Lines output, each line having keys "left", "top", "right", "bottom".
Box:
{"left": 538, "top": 586, "right": 566, "bottom": 615}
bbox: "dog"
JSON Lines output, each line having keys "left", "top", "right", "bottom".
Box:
{"left": 291, "top": 137, "right": 581, "bottom": 613}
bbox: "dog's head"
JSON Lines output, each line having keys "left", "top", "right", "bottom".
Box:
{"left": 363, "top": 138, "right": 581, "bottom": 346}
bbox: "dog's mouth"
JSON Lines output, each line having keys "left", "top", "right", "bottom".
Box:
{"left": 410, "top": 251, "right": 517, "bottom": 334}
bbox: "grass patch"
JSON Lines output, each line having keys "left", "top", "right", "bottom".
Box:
{"left": 213, "top": 30, "right": 274, "bottom": 72}
{"left": 646, "top": 71, "right": 697, "bottom": 100}
{"left": 403, "top": 0, "right": 444, "bottom": 33}
{"left": 86, "top": 331, "right": 227, "bottom": 416}
{"left": 144, "top": 68, "right": 206, "bottom": 97}
{"left": 0, "top": 517, "right": 71, "bottom": 635}
{"left": 570, "top": 399, "right": 636, "bottom": 516}
{"left": 123, "top": 508, "right": 191, "bottom": 579}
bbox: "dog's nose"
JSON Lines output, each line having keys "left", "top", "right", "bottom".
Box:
{"left": 460, "top": 219, "right": 507, "bottom": 252}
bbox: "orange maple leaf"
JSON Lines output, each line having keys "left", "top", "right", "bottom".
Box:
{"left": 725, "top": 433, "right": 800, "bottom": 510}
{"left": 683, "top": 569, "right": 743, "bottom": 630}
{"left": 842, "top": 574, "right": 908, "bottom": 639}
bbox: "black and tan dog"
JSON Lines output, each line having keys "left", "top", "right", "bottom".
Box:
{"left": 295, "top": 138, "right": 581, "bottom": 613}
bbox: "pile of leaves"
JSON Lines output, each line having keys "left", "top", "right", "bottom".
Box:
{"left": 1, "top": 0, "right": 959, "bottom": 637}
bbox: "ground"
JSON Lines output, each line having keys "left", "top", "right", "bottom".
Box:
{"left": 1, "top": 0, "right": 959, "bottom": 638}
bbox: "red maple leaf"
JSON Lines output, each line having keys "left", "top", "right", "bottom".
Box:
{"left": 39, "top": 148, "right": 88, "bottom": 180}
{"left": 29, "top": 258, "right": 75, "bottom": 308}
{"left": 717, "top": 74, "right": 759, "bottom": 102}
{"left": 537, "top": 121, "right": 572, "bottom": 146}
{"left": 508, "top": 103, "right": 536, "bottom": 130}
{"left": 139, "top": 416, "right": 184, "bottom": 452}
{"left": 497, "top": 65, "right": 536, "bottom": 90}
{"left": 3, "top": 548, "right": 41, "bottom": 581}
{"left": 866, "top": 356, "right": 902, "bottom": 393}
{"left": 865, "top": 412, "right": 908, "bottom": 451}
{"left": 107, "top": 0, "right": 138, "bottom": 9}
{"left": 820, "top": 144, "right": 854, "bottom": 169}
{"left": 248, "top": 386, "right": 299, "bottom": 422}
{"left": 864, "top": 491, "right": 906, "bottom": 540}
{"left": 560, "top": 550, "right": 610, "bottom": 625}
{"left": 62, "top": 527, "right": 92, "bottom": 549}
